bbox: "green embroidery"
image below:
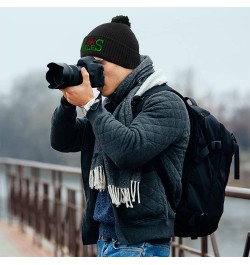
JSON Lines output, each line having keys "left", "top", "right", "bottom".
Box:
{"left": 81, "top": 38, "right": 104, "bottom": 52}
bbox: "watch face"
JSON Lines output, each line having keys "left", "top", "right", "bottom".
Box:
{"left": 90, "top": 98, "right": 101, "bottom": 111}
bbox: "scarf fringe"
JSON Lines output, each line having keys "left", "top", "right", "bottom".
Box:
{"left": 107, "top": 180, "right": 140, "bottom": 208}
{"left": 89, "top": 166, "right": 106, "bottom": 191}
{"left": 89, "top": 166, "right": 141, "bottom": 208}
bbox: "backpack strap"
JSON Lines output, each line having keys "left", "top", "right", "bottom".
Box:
{"left": 132, "top": 83, "right": 173, "bottom": 118}
{"left": 196, "top": 135, "right": 239, "bottom": 180}
{"left": 132, "top": 83, "right": 197, "bottom": 117}
{"left": 231, "top": 133, "right": 240, "bottom": 180}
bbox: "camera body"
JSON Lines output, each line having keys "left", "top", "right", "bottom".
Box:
{"left": 46, "top": 56, "right": 104, "bottom": 90}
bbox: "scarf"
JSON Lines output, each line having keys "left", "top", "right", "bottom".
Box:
{"left": 89, "top": 56, "right": 155, "bottom": 208}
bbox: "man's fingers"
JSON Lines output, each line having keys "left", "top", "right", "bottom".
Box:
{"left": 81, "top": 67, "right": 91, "bottom": 86}
{"left": 60, "top": 89, "right": 67, "bottom": 98}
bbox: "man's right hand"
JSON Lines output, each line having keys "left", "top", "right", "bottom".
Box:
{"left": 60, "top": 67, "right": 95, "bottom": 107}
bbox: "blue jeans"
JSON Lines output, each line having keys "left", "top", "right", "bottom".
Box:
{"left": 97, "top": 238, "right": 171, "bottom": 257}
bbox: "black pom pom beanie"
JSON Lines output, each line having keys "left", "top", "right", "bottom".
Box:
{"left": 80, "top": 15, "right": 140, "bottom": 69}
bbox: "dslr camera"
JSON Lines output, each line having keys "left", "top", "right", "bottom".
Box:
{"left": 46, "top": 56, "right": 104, "bottom": 90}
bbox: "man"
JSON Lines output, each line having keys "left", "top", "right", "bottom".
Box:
{"left": 50, "top": 15, "right": 190, "bottom": 257}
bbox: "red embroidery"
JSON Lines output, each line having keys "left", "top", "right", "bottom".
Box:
{"left": 86, "top": 38, "right": 96, "bottom": 45}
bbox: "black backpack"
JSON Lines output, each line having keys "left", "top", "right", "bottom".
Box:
{"left": 132, "top": 84, "right": 240, "bottom": 239}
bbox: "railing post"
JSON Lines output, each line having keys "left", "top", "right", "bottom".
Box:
{"left": 17, "top": 165, "right": 24, "bottom": 232}
{"left": 210, "top": 233, "right": 220, "bottom": 257}
{"left": 67, "top": 189, "right": 77, "bottom": 256}
{"left": 25, "top": 178, "right": 31, "bottom": 226}
{"left": 243, "top": 231, "right": 250, "bottom": 257}
{"left": 171, "top": 237, "right": 176, "bottom": 257}
{"left": 178, "top": 237, "right": 184, "bottom": 257}
{"left": 42, "top": 183, "right": 50, "bottom": 240}
{"left": 52, "top": 170, "right": 63, "bottom": 256}
{"left": 201, "top": 237, "right": 208, "bottom": 257}
{"left": 32, "top": 169, "right": 41, "bottom": 247}
{"left": 7, "top": 171, "right": 16, "bottom": 222}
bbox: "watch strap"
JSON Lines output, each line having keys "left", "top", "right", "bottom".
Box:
{"left": 81, "top": 98, "right": 96, "bottom": 112}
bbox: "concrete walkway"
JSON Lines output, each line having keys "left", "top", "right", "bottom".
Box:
{"left": 0, "top": 220, "right": 54, "bottom": 257}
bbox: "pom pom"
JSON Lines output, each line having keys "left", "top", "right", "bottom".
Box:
{"left": 111, "top": 15, "right": 131, "bottom": 28}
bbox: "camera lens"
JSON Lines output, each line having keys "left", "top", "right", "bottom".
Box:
{"left": 46, "top": 63, "right": 82, "bottom": 89}
{"left": 52, "top": 70, "right": 64, "bottom": 86}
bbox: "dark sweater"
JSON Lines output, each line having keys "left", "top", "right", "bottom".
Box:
{"left": 93, "top": 191, "right": 117, "bottom": 239}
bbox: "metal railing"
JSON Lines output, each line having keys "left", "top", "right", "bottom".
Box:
{"left": 0, "top": 157, "right": 96, "bottom": 257}
{"left": 0, "top": 157, "right": 249, "bottom": 257}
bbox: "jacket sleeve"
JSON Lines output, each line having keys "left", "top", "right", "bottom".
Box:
{"left": 50, "top": 99, "right": 87, "bottom": 153}
{"left": 86, "top": 90, "right": 189, "bottom": 169}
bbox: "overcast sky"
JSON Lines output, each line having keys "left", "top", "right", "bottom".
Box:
{"left": 0, "top": 7, "right": 249, "bottom": 98}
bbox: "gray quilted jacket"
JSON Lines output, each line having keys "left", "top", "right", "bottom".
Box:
{"left": 50, "top": 71, "right": 190, "bottom": 245}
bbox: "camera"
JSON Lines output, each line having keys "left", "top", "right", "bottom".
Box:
{"left": 46, "top": 56, "right": 104, "bottom": 90}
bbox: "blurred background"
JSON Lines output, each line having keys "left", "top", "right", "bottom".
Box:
{"left": 0, "top": 7, "right": 249, "bottom": 257}
{"left": 1, "top": 7, "right": 250, "bottom": 174}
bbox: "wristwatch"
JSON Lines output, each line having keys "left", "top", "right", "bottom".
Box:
{"left": 80, "top": 97, "right": 101, "bottom": 115}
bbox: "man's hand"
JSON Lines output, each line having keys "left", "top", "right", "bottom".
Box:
{"left": 61, "top": 67, "right": 95, "bottom": 107}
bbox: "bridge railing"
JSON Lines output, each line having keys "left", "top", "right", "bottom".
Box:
{"left": 0, "top": 157, "right": 249, "bottom": 257}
